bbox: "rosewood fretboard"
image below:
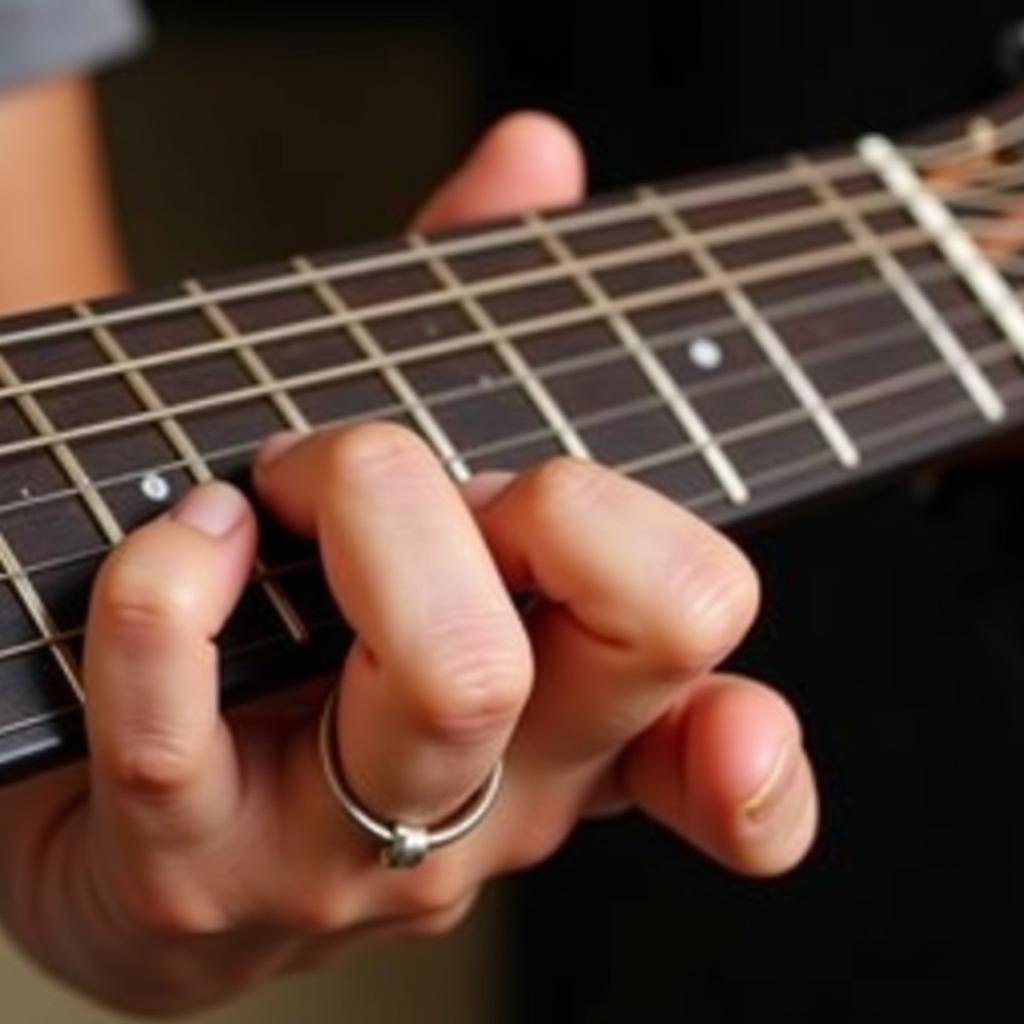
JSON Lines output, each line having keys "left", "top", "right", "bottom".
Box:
{"left": 3, "top": 103, "right": 1024, "bottom": 783}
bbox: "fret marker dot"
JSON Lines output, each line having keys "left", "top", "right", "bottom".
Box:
{"left": 141, "top": 472, "right": 172, "bottom": 503}
{"left": 688, "top": 337, "right": 723, "bottom": 371}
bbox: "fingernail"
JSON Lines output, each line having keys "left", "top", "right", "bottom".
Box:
{"left": 172, "top": 481, "right": 247, "bottom": 538}
{"left": 742, "top": 740, "right": 802, "bottom": 825}
{"left": 255, "top": 430, "right": 304, "bottom": 469}
{"left": 462, "top": 470, "right": 515, "bottom": 508}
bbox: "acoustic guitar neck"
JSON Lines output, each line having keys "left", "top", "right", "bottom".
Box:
{"left": 2, "top": 96, "right": 1024, "bottom": 783}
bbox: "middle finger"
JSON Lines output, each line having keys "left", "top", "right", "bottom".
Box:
{"left": 255, "top": 424, "right": 533, "bottom": 827}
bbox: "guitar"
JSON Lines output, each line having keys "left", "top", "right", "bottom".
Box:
{"left": 2, "top": 95, "right": 1024, "bottom": 785}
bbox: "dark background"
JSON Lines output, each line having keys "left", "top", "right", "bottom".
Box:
{"left": 98, "top": 2, "right": 1018, "bottom": 1020}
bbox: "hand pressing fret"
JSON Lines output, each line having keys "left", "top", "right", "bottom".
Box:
{"left": 0, "top": 114, "right": 818, "bottom": 1017}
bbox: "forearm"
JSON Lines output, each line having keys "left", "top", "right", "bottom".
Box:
{"left": 0, "top": 76, "right": 126, "bottom": 316}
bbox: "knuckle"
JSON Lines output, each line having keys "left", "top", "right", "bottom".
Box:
{"left": 320, "top": 422, "right": 429, "bottom": 485}
{"left": 281, "top": 889, "right": 352, "bottom": 935}
{"left": 96, "top": 556, "right": 200, "bottom": 642}
{"left": 522, "top": 457, "right": 608, "bottom": 519}
{"left": 662, "top": 537, "right": 760, "bottom": 671}
{"left": 104, "top": 739, "right": 198, "bottom": 799}
{"left": 122, "top": 876, "right": 227, "bottom": 940}
{"left": 404, "top": 892, "right": 478, "bottom": 938}
{"left": 395, "top": 859, "right": 470, "bottom": 920}
{"left": 406, "top": 616, "right": 532, "bottom": 745}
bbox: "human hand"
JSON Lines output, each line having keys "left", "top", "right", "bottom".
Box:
{"left": 0, "top": 114, "right": 818, "bottom": 1016}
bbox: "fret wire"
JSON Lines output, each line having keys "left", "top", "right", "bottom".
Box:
{"left": 0, "top": 250, "right": 993, "bottom": 541}
{"left": 15, "top": 155, "right": 1020, "bottom": 417}
{"left": 6, "top": 285, "right": 980, "bottom": 559}
{"left": 1, "top": 154, "right": 1020, "bottom": 389}
{"left": 0, "top": 546, "right": 333, "bottom": 668}
{"left": 75, "top": 301, "right": 215, "bottom": 473}
{"left": 0, "top": 225, "right": 933, "bottom": 463}
{"left": 2, "top": 260, "right": 950, "bottom": 540}
{"left": 290, "top": 255, "right": 471, "bottom": 480}
{"left": 4, "top": 332, "right": 1017, "bottom": 686}
{"left": 0, "top": 258, "right": 969, "bottom": 525}
{"left": 408, "top": 233, "right": 590, "bottom": 460}
{"left": 639, "top": 184, "right": 862, "bottom": 469}
{"left": 791, "top": 155, "right": 1006, "bottom": 423}
{"left": 0, "top": 252, "right": 983, "bottom": 532}
{"left": 619, "top": 332, "right": 1015, "bottom": 475}
{"left": 0, "top": 153, "right": 891, "bottom": 354}
{"left": 0, "top": 352, "right": 124, "bottom": 544}
{"left": 0, "top": 191, "right": 927, "bottom": 412}
{"left": 0, "top": 532, "right": 83, "bottom": 702}
{"left": 525, "top": 211, "right": 749, "bottom": 505}
{"left": 130, "top": 288, "right": 311, "bottom": 645}
{"left": 4, "top": 315, "right": 1018, "bottom": 612}
{"left": 184, "top": 280, "right": 311, "bottom": 432}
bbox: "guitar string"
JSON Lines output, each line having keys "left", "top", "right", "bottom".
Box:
{"left": 902, "top": 108, "right": 1024, "bottom": 163}
{"left": 0, "top": 142, "right": 1015, "bottom": 593}
{"left": 0, "top": 165, "right": 1015, "bottom": 552}
{"left": 0, "top": 156, "right": 881, "bottom": 349}
{"left": 0, "top": 293, "right": 1014, "bottom": 605}
{"left": 0, "top": 154, "right": 909, "bottom": 349}
{"left": 1, "top": 337, "right": 1016, "bottom": 692}
{"left": 2, "top": 162, "right": 1022, "bottom": 415}
{"left": 0, "top": 190, "right": 930, "bottom": 402}
{"left": 0, "top": 284, "right": 987, "bottom": 578}
{"left": 0, "top": 218, "right": 995, "bottom": 464}
{"left": 0, "top": 136, "right": 1020, "bottom": 367}
{"left": 4, "top": 119, "right": 1019, "bottom": 720}
{"left": 5, "top": 108, "right": 1022, "bottom": 357}
{"left": 0, "top": 348, "right": 996, "bottom": 740}
{"left": 7, "top": 137, "right": 1024, "bottom": 451}
{"left": 0, "top": 255, "right": 980, "bottom": 521}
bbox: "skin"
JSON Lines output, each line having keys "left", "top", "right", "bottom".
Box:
{"left": 0, "top": 78, "right": 126, "bottom": 312}
{"left": 0, "top": 90, "right": 819, "bottom": 1017}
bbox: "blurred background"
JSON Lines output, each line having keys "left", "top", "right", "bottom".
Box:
{"left": 2, "top": 1, "right": 1018, "bottom": 1020}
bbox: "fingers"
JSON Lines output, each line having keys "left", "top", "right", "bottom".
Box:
{"left": 471, "top": 458, "right": 760, "bottom": 767}
{"left": 413, "top": 111, "right": 586, "bottom": 232}
{"left": 620, "top": 675, "right": 818, "bottom": 876}
{"left": 83, "top": 482, "right": 256, "bottom": 851}
{"left": 255, "top": 424, "right": 532, "bottom": 828}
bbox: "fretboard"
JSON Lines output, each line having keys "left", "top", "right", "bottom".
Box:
{"left": 3, "top": 104, "right": 1024, "bottom": 784}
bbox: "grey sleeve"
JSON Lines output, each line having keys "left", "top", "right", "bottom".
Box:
{"left": 0, "top": 0, "right": 148, "bottom": 91}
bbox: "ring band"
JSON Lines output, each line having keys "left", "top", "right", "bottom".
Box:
{"left": 317, "top": 686, "right": 504, "bottom": 869}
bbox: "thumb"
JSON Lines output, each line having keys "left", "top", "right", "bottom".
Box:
{"left": 413, "top": 111, "right": 586, "bottom": 232}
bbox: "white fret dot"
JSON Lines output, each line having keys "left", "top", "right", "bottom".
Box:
{"left": 141, "top": 472, "right": 172, "bottom": 503}
{"left": 19, "top": 486, "right": 32, "bottom": 500}
{"left": 688, "top": 337, "right": 723, "bottom": 371}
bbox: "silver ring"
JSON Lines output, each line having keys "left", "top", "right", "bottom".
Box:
{"left": 317, "top": 686, "right": 504, "bottom": 869}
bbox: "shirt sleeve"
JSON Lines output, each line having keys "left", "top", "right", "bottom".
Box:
{"left": 0, "top": 0, "right": 149, "bottom": 91}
